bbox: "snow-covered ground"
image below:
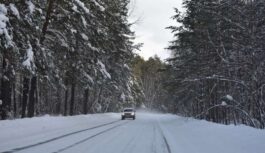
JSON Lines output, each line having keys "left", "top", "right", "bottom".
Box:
{"left": 0, "top": 112, "right": 264, "bottom": 153}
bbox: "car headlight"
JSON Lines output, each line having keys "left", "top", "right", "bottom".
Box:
{"left": 131, "top": 112, "right": 135, "bottom": 115}
{"left": 122, "top": 113, "right": 125, "bottom": 115}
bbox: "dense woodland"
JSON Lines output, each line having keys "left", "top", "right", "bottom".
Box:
{"left": 1, "top": 0, "right": 265, "bottom": 129}
{"left": 0, "top": 0, "right": 142, "bottom": 119}
{"left": 165, "top": 0, "right": 265, "bottom": 128}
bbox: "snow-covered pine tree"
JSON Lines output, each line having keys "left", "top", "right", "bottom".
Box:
{"left": 166, "top": 0, "right": 265, "bottom": 128}
{"left": 0, "top": 0, "right": 136, "bottom": 119}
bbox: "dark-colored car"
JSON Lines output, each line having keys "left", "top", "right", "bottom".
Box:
{"left": 121, "top": 108, "right": 136, "bottom": 120}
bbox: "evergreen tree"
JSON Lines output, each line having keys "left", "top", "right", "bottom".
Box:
{"left": 166, "top": 0, "right": 265, "bottom": 128}
{"left": 0, "top": 0, "right": 136, "bottom": 119}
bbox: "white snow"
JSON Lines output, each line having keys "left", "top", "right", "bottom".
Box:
{"left": 221, "top": 101, "right": 227, "bottom": 106}
{"left": 87, "top": 42, "right": 100, "bottom": 52}
{"left": 120, "top": 92, "right": 126, "bottom": 102}
{"left": 72, "top": 4, "right": 78, "bottom": 13}
{"left": 22, "top": 43, "right": 34, "bottom": 71}
{"left": 94, "top": 103, "right": 102, "bottom": 112}
{"left": 81, "top": 33, "right": 88, "bottom": 40}
{"left": 81, "top": 16, "right": 87, "bottom": 27}
{"left": 0, "top": 4, "right": 7, "bottom": 14}
{"left": 0, "top": 3, "right": 13, "bottom": 46}
{"left": 226, "top": 94, "right": 234, "bottom": 101}
{"left": 3, "top": 27, "right": 12, "bottom": 45}
{"left": 83, "top": 71, "right": 94, "bottom": 84}
{"left": 124, "top": 63, "right": 130, "bottom": 70}
{"left": 74, "top": 0, "right": 89, "bottom": 14}
{"left": 0, "top": 4, "right": 9, "bottom": 33}
{"left": 3, "top": 75, "right": 9, "bottom": 81}
{"left": 0, "top": 13, "right": 8, "bottom": 34}
{"left": 0, "top": 112, "right": 264, "bottom": 153}
{"left": 158, "top": 115, "right": 265, "bottom": 153}
{"left": 141, "top": 103, "right": 146, "bottom": 108}
{"left": 97, "top": 60, "right": 111, "bottom": 79}
{"left": 36, "top": 8, "right": 43, "bottom": 14}
{"left": 91, "top": 0, "right": 105, "bottom": 11}
{"left": 9, "top": 4, "right": 20, "bottom": 19}
{"left": 26, "top": 0, "right": 35, "bottom": 14}
{"left": 70, "top": 28, "right": 77, "bottom": 33}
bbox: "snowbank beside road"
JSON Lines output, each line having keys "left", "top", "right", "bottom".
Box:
{"left": 158, "top": 115, "right": 265, "bottom": 153}
{"left": 0, "top": 113, "right": 120, "bottom": 152}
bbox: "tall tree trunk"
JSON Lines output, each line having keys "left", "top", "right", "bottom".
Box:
{"left": 83, "top": 88, "right": 89, "bottom": 114}
{"left": 35, "top": 79, "right": 39, "bottom": 115}
{"left": 13, "top": 83, "right": 17, "bottom": 118}
{"left": 1, "top": 58, "right": 12, "bottom": 120}
{"left": 28, "top": 76, "right": 37, "bottom": 117}
{"left": 64, "top": 88, "right": 68, "bottom": 116}
{"left": 21, "top": 77, "right": 30, "bottom": 118}
{"left": 55, "top": 87, "right": 61, "bottom": 114}
{"left": 18, "top": 75, "right": 23, "bottom": 113}
{"left": 69, "top": 82, "right": 75, "bottom": 116}
{"left": 40, "top": 0, "right": 55, "bottom": 44}
{"left": 1, "top": 76, "right": 12, "bottom": 120}
{"left": 64, "top": 79, "right": 68, "bottom": 116}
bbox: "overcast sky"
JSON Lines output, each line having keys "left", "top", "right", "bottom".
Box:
{"left": 129, "top": 0, "right": 183, "bottom": 61}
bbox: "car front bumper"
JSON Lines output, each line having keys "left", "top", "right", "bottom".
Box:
{"left": 122, "top": 113, "right": 135, "bottom": 118}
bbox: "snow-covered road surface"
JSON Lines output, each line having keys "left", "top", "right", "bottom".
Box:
{"left": 0, "top": 112, "right": 265, "bottom": 153}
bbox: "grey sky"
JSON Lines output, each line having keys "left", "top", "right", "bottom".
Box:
{"left": 129, "top": 0, "right": 183, "bottom": 60}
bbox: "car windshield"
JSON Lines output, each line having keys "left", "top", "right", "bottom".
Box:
{"left": 124, "top": 109, "right": 133, "bottom": 112}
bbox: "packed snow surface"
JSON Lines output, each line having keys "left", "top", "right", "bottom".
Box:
{"left": 0, "top": 112, "right": 264, "bottom": 153}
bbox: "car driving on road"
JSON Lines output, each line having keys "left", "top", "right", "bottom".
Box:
{"left": 121, "top": 108, "right": 136, "bottom": 120}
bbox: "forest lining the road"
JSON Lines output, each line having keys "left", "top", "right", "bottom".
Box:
{"left": 1, "top": 0, "right": 265, "bottom": 129}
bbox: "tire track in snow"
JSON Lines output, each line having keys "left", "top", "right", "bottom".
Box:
{"left": 156, "top": 121, "right": 172, "bottom": 153}
{"left": 161, "top": 131, "right": 172, "bottom": 153}
{"left": 121, "top": 120, "right": 150, "bottom": 153}
{"left": 151, "top": 124, "right": 157, "bottom": 153}
{"left": 0, "top": 120, "right": 122, "bottom": 153}
{"left": 53, "top": 121, "right": 130, "bottom": 153}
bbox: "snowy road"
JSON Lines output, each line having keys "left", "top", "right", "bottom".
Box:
{"left": 0, "top": 113, "right": 171, "bottom": 153}
{"left": 1, "top": 112, "right": 265, "bottom": 153}
{"left": 51, "top": 116, "right": 171, "bottom": 153}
